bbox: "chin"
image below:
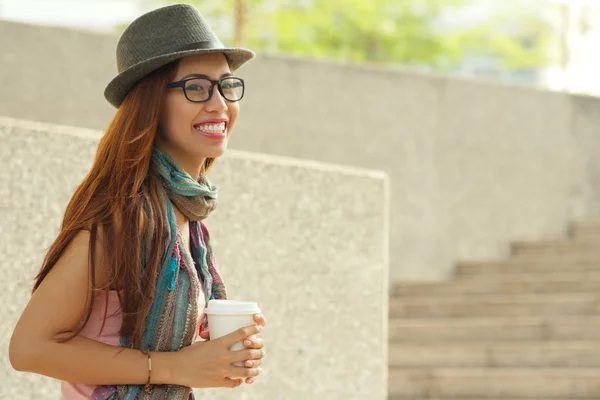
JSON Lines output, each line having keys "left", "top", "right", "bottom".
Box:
{"left": 208, "top": 147, "right": 227, "bottom": 158}
{"left": 199, "top": 148, "right": 226, "bottom": 160}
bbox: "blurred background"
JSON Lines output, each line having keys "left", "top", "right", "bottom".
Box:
{"left": 3, "top": 1, "right": 600, "bottom": 399}
{"left": 1, "top": 0, "right": 600, "bottom": 95}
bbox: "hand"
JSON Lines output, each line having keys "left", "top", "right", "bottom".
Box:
{"left": 242, "top": 314, "right": 267, "bottom": 385}
{"left": 198, "top": 314, "right": 267, "bottom": 385}
{"left": 173, "top": 324, "right": 265, "bottom": 388}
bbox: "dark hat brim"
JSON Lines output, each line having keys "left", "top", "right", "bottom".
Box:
{"left": 104, "top": 47, "right": 255, "bottom": 108}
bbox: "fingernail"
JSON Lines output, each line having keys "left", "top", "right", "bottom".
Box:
{"left": 244, "top": 340, "right": 252, "bottom": 346}
{"left": 246, "top": 360, "right": 253, "bottom": 367}
{"left": 248, "top": 378, "right": 255, "bottom": 384}
{"left": 258, "top": 367, "right": 263, "bottom": 374}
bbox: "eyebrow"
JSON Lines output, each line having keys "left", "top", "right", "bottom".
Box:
{"left": 180, "top": 72, "right": 233, "bottom": 80}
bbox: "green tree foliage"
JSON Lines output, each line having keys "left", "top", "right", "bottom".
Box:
{"left": 142, "top": 0, "right": 555, "bottom": 72}
{"left": 454, "top": 7, "right": 556, "bottom": 69}
{"left": 250, "top": 0, "right": 467, "bottom": 69}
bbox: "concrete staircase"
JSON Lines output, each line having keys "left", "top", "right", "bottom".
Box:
{"left": 389, "top": 221, "right": 600, "bottom": 399}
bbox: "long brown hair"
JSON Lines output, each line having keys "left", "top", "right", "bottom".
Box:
{"left": 32, "top": 60, "right": 216, "bottom": 349}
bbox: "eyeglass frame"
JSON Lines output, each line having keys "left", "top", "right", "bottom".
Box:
{"left": 165, "top": 76, "right": 246, "bottom": 103}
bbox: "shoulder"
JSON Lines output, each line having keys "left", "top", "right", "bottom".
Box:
{"left": 10, "top": 228, "right": 110, "bottom": 346}
{"left": 79, "top": 225, "right": 113, "bottom": 289}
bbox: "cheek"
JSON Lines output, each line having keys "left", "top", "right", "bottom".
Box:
{"left": 228, "top": 104, "right": 240, "bottom": 131}
{"left": 170, "top": 104, "right": 193, "bottom": 127}
{"left": 163, "top": 101, "right": 197, "bottom": 136}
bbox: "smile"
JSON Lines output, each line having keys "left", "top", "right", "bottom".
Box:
{"left": 193, "top": 122, "right": 226, "bottom": 135}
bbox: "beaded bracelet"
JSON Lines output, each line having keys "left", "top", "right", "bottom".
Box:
{"left": 141, "top": 349, "right": 153, "bottom": 393}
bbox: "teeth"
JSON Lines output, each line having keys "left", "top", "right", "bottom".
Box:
{"left": 194, "top": 122, "right": 226, "bottom": 134}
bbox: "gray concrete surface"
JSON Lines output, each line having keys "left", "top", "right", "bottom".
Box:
{"left": 0, "top": 116, "right": 389, "bottom": 400}
{"left": 2, "top": 19, "right": 600, "bottom": 281}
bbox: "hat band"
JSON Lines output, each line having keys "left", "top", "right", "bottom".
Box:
{"left": 178, "top": 40, "right": 225, "bottom": 52}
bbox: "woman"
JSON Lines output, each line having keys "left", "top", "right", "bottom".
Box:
{"left": 9, "top": 4, "right": 266, "bottom": 399}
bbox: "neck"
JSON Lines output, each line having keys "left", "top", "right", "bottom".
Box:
{"left": 154, "top": 143, "right": 205, "bottom": 180}
{"left": 150, "top": 146, "right": 218, "bottom": 222}
{"left": 181, "top": 159, "right": 204, "bottom": 181}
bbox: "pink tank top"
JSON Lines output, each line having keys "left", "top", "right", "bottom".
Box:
{"left": 60, "top": 289, "right": 206, "bottom": 399}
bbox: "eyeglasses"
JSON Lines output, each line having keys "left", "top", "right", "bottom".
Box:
{"left": 166, "top": 76, "right": 245, "bottom": 103}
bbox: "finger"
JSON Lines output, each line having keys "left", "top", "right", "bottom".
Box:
{"left": 228, "top": 366, "right": 262, "bottom": 378}
{"left": 199, "top": 330, "right": 210, "bottom": 340}
{"left": 244, "top": 359, "right": 262, "bottom": 368}
{"left": 245, "top": 377, "right": 256, "bottom": 384}
{"left": 243, "top": 338, "right": 264, "bottom": 349}
{"left": 221, "top": 324, "right": 262, "bottom": 347}
{"left": 223, "top": 377, "right": 243, "bottom": 388}
{"left": 253, "top": 314, "right": 266, "bottom": 327}
{"left": 231, "top": 348, "right": 265, "bottom": 363}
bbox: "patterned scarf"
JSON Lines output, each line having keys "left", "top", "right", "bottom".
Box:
{"left": 92, "top": 147, "right": 227, "bottom": 399}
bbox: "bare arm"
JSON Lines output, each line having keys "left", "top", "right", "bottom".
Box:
{"left": 8, "top": 229, "right": 176, "bottom": 384}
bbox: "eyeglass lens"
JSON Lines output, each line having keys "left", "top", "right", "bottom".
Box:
{"left": 184, "top": 78, "right": 244, "bottom": 102}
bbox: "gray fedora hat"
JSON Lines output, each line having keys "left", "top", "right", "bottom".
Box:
{"left": 104, "top": 4, "right": 255, "bottom": 108}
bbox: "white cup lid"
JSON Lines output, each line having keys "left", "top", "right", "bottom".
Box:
{"left": 205, "top": 300, "right": 261, "bottom": 315}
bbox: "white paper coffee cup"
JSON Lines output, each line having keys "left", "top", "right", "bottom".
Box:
{"left": 205, "top": 300, "right": 262, "bottom": 368}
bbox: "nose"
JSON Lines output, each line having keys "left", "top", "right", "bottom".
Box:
{"left": 204, "top": 86, "right": 228, "bottom": 113}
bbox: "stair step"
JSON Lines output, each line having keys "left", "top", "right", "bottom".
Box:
{"left": 389, "top": 398, "right": 573, "bottom": 400}
{"left": 513, "top": 254, "right": 600, "bottom": 263}
{"left": 388, "top": 223, "right": 600, "bottom": 399}
{"left": 513, "top": 240, "right": 600, "bottom": 258}
{"left": 390, "top": 293, "right": 600, "bottom": 318}
{"left": 390, "top": 315, "right": 600, "bottom": 342}
{"left": 389, "top": 341, "right": 600, "bottom": 368}
{"left": 388, "top": 368, "right": 600, "bottom": 398}
{"left": 456, "top": 260, "right": 600, "bottom": 276}
{"left": 393, "top": 272, "right": 600, "bottom": 297}
{"left": 570, "top": 221, "right": 600, "bottom": 240}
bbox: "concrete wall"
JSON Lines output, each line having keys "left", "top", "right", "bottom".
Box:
{"left": 2, "top": 20, "right": 600, "bottom": 281}
{"left": 0, "top": 117, "right": 389, "bottom": 400}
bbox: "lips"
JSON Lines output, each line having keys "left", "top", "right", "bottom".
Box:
{"left": 193, "top": 118, "right": 228, "bottom": 136}
{"left": 193, "top": 122, "right": 227, "bottom": 140}
{"left": 193, "top": 118, "right": 228, "bottom": 126}
{"left": 194, "top": 122, "right": 226, "bottom": 134}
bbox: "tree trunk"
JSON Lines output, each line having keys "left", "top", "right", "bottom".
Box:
{"left": 234, "top": 0, "right": 247, "bottom": 46}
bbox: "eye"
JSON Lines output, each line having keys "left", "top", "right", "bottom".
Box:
{"left": 222, "top": 79, "right": 243, "bottom": 90}
{"left": 188, "top": 84, "right": 208, "bottom": 91}
{"left": 185, "top": 79, "right": 211, "bottom": 92}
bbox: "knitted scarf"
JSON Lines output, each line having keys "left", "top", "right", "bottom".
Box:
{"left": 92, "top": 147, "right": 227, "bottom": 400}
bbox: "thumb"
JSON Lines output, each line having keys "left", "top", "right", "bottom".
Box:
{"left": 199, "top": 330, "right": 210, "bottom": 340}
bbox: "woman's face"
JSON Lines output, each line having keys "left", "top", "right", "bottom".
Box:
{"left": 157, "top": 52, "right": 239, "bottom": 179}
